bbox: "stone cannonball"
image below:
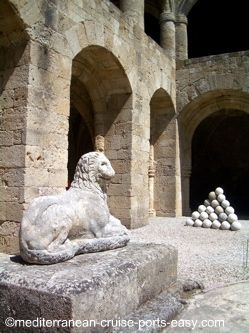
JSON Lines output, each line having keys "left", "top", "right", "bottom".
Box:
{"left": 215, "top": 206, "right": 224, "bottom": 215}
{"left": 211, "top": 220, "right": 221, "bottom": 229}
{"left": 209, "top": 191, "right": 217, "bottom": 201}
{"left": 215, "top": 187, "right": 224, "bottom": 195}
{"left": 225, "top": 206, "right": 235, "bottom": 215}
{"left": 221, "top": 200, "right": 230, "bottom": 209}
{"left": 194, "top": 219, "right": 203, "bottom": 227}
{"left": 231, "top": 221, "right": 242, "bottom": 231}
{"left": 192, "top": 211, "right": 200, "bottom": 220}
{"left": 206, "top": 206, "right": 214, "bottom": 214}
{"left": 198, "top": 205, "right": 206, "bottom": 213}
{"left": 199, "top": 211, "right": 209, "bottom": 221}
{"left": 186, "top": 218, "right": 194, "bottom": 226}
{"left": 217, "top": 194, "right": 226, "bottom": 202}
{"left": 219, "top": 212, "right": 228, "bottom": 222}
{"left": 227, "top": 213, "right": 238, "bottom": 223}
{"left": 209, "top": 212, "right": 218, "bottom": 221}
{"left": 204, "top": 199, "right": 211, "bottom": 207}
{"left": 220, "top": 221, "right": 231, "bottom": 230}
{"left": 202, "top": 219, "right": 212, "bottom": 228}
{"left": 211, "top": 200, "right": 219, "bottom": 208}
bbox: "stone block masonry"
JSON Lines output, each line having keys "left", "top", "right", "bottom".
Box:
{"left": 0, "top": 243, "right": 177, "bottom": 333}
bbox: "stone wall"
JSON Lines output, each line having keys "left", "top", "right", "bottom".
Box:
{"left": 0, "top": 1, "right": 30, "bottom": 253}
{"left": 177, "top": 51, "right": 249, "bottom": 113}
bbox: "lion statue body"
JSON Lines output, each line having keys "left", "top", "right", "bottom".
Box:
{"left": 19, "top": 152, "right": 129, "bottom": 264}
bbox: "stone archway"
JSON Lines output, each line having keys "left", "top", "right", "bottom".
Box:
{"left": 149, "top": 88, "right": 176, "bottom": 216}
{"left": 70, "top": 45, "right": 132, "bottom": 227}
{"left": 179, "top": 90, "right": 249, "bottom": 215}
{"left": 191, "top": 110, "right": 249, "bottom": 217}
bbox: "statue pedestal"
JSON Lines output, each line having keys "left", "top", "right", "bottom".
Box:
{"left": 0, "top": 243, "right": 180, "bottom": 332}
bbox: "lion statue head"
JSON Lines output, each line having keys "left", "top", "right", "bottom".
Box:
{"left": 70, "top": 152, "right": 115, "bottom": 197}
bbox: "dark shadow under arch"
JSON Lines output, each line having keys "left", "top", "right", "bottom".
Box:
{"left": 191, "top": 110, "right": 249, "bottom": 218}
{"left": 67, "top": 106, "right": 94, "bottom": 186}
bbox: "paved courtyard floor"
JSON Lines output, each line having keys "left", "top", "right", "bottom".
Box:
{"left": 130, "top": 218, "right": 249, "bottom": 332}
{"left": 130, "top": 217, "right": 249, "bottom": 289}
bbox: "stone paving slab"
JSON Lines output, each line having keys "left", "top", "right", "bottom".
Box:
{"left": 165, "top": 281, "right": 249, "bottom": 332}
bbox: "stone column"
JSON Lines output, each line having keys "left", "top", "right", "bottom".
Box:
{"left": 148, "top": 145, "right": 156, "bottom": 217}
{"left": 175, "top": 120, "right": 182, "bottom": 216}
{"left": 175, "top": 14, "right": 188, "bottom": 60}
{"left": 160, "top": 11, "right": 176, "bottom": 57}
{"left": 120, "top": 0, "right": 144, "bottom": 29}
{"left": 182, "top": 166, "right": 191, "bottom": 216}
{"left": 95, "top": 135, "right": 105, "bottom": 152}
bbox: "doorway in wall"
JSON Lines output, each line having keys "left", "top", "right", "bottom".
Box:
{"left": 191, "top": 110, "right": 249, "bottom": 218}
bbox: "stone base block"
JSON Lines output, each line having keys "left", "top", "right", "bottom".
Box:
{"left": 0, "top": 243, "right": 177, "bottom": 332}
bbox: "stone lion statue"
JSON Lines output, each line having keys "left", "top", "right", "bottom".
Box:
{"left": 19, "top": 152, "right": 130, "bottom": 264}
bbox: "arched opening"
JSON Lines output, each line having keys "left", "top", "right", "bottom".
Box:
{"left": 69, "top": 45, "right": 132, "bottom": 226}
{"left": 188, "top": 0, "right": 249, "bottom": 58}
{"left": 178, "top": 90, "right": 249, "bottom": 216}
{"left": 191, "top": 110, "right": 249, "bottom": 217}
{"left": 150, "top": 88, "right": 175, "bottom": 216}
{"left": 144, "top": 0, "right": 161, "bottom": 45}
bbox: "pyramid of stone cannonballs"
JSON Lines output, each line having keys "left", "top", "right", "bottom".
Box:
{"left": 186, "top": 187, "right": 241, "bottom": 231}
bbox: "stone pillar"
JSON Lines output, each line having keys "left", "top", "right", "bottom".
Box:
{"left": 120, "top": 0, "right": 144, "bottom": 29}
{"left": 182, "top": 166, "right": 191, "bottom": 216}
{"left": 0, "top": 43, "right": 29, "bottom": 254}
{"left": 160, "top": 11, "right": 176, "bottom": 57}
{"left": 175, "top": 14, "right": 188, "bottom": 60}
{"left": 175, "top": 120, "right": 182, "bottom": 216}
{"left": 25, "top": 41, "right": 72, "bottom": 198}
{"left": 95, "top": 135, "right": 105, "bottom": 152}
{"left": 148, "top": 145, "right": 156, "bottom": 217}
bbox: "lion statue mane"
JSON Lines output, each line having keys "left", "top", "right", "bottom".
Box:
{"left": 19, "top": 152, "right": 130, "bottom": 264}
